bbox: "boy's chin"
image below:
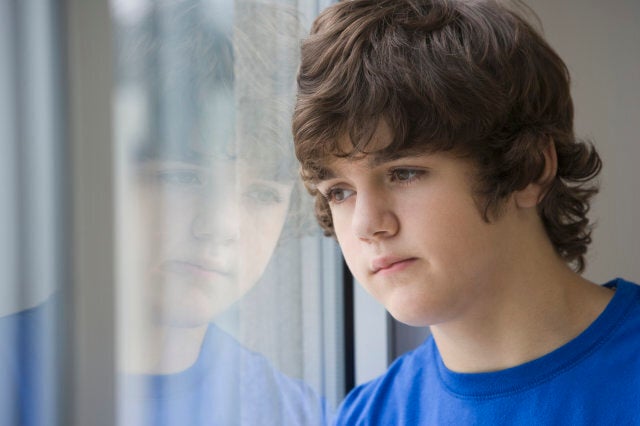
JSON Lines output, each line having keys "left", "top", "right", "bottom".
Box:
{"left": 151, "top": 297, "right": 234, "bottom": 329}
{"left": 384, "top": 296, "right": 442, "bottom": 328}
{"left": 387, "top": 310, "right": 432, "bottom": 328}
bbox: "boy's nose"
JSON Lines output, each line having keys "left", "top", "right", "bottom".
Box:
{"left": 190, "top": 190, "right": 239, "bottom": 244}
{"left": 352, "top": 191, "right": 398, "bottom": 241}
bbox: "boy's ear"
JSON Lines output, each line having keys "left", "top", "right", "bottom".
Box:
{"left": 514, "top": 139, "right": 558, "bottom": 209}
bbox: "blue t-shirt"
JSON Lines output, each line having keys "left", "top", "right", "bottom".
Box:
{"left": 0, "top": 296, "right": 63, "bottom": 426}
{"left": 336, "top": 278, "right": 640, "bottom": 425}
{"left": 120, "top": 323, "right": 330, "bottom": 426}
{"left": 0, "top": 297, "right": 330, "bottom": 426}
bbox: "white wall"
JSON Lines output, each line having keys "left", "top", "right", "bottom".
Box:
{"left": 528, "top": 0, "right": 640, "bottom": 284}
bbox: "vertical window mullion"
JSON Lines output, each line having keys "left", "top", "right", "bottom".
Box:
{"left": 64, "top": 1, "right": 116, "bottom": 425}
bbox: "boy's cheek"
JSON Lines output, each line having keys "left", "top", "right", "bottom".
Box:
{"left": 330, "top": 213, "right": 350, "bottom": 247}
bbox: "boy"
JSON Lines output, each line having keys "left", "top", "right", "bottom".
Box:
{"left": 292, "top": 0, "right": 640, "bottom": 424}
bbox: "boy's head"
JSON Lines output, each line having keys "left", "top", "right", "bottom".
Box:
{"left": 293, "top": 0, "right": 601, "bottom": 272}
{"left": 116, "top": 0, "right": 303, "bottom": 327}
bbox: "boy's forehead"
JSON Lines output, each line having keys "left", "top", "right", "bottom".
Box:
{"left": 318, "top": 121, "right": 403, "bottom": 173}
{"left": 319, "top": 151, "right": 408, "bottom": 178}
{"left": 336, "top": 119, "right": 394, "bottom": 152}
{"left": 317, "top": 123, "right": 424, "bottom": 179}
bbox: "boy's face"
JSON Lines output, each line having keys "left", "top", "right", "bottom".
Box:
{"left": 316, "top": 131, "right": 520, "bottom": 327}
{"left": 125, "top": 157, "right": 293, "bottom": 328}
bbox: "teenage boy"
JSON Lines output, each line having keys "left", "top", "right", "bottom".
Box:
{"left": 292, "top": 0, "right": 640, "bottom": 424}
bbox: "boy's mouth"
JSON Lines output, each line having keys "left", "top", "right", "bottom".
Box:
{"left": 160, "top": 260, "right": 232, "bottom": 278}
{"left": 371, "top": 256, "right": 418, "bottom": 274}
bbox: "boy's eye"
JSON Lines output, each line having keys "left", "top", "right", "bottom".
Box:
{"left": 389, "top": 168, "right": 423, "bottom": 182}
{"left": 156, "top": 170, "right": 205, "bottom": 187}
{"left": 243, "top": 184, "right": 283, "bottom": 206}
{"left": 326, "top": 187, "right": 355, "bottom": 203}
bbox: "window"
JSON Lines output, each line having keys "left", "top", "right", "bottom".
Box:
{"left": 2, "top": 0, "right": 345, "bottom": 425}
{"left": 0, "top": 1, "right": 67, "bottom": 425}
{"left": 112, "top": 0, "right": 344, "bottom": 424}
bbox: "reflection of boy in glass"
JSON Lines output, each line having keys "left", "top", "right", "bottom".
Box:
{"left": 0, "top": 1, "right": 326, "bottom": 426}
{"left": 116, "top": 1, "right": 328, "bottom": 425}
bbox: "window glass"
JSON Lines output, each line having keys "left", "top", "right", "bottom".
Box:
{"left": 112, "top": 0, "right": 343, "bottom": 424}
{"left": 0, "top": 1, "right": 67, "bottom": 425}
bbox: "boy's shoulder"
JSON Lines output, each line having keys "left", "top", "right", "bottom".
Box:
{"left": 122, "top": 323, "right": 331, "bottom": 426}
{"left": 335, "top": 335, "right": 439, "bottom": 425}
{"left": 335, "top": 278, "right": 640, "bottom": 426}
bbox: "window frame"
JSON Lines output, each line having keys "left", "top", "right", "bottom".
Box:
{"left": 64, "top": 0, "right": 116, "bottom": 425}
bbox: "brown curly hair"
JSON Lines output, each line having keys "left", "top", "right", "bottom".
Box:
{"left": 292, "top": 0, "right": 601, "bottom": 272}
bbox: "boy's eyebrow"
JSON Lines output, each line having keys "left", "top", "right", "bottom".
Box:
{"left": 368, "top": 151, "right": 413, "bottom": 167}
{"left": 316, "top": 166, "right": 337, "bottom": 182}
{"left": 316, "top": 151, "right": 422, "bottom": 182}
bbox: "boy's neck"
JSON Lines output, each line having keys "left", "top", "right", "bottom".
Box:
{"left": 429, "top": 258, "right": 614, "bottom": 374}
{"left": 120, "top": 321, "right": 209, "bottom": 375}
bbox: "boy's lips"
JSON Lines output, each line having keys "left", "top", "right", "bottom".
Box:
{"left": 160, "top": 260, "right": 231, "bottom": 278}
{"left": 371, "top": 256, "right": 418, "bottom": 274}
